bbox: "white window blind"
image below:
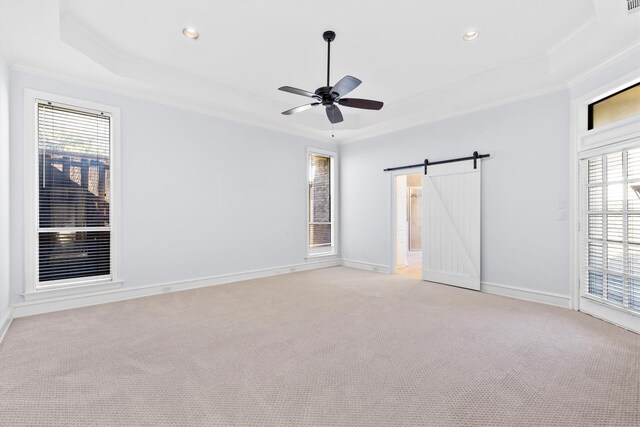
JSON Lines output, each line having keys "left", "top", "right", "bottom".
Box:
{"left": 582, "top": 148, "right": 640, "bottom": 312}
{"left": 37, "top": 102, "right": 112, "bottom": 285}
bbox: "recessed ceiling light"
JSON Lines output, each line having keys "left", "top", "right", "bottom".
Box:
{"left": 182, "top": 28, "right": 199, "bottom": 39}
{"left": 463, "top": 31, "right": 479, "bottom": 41}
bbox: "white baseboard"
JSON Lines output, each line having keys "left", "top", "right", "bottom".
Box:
{"left": 339, "top": 261, "right": 570, "bottom": 310}
{"left": 12, "top": 258, "right": 341, "bottom": 318}
{"left": 481, "top": 281, "right": 570, "bottom": 308}
{"left": 8, "top": 259, "right": 571, "bottom": 321}
{"left": 340, "top": 261, "right": 570, "bottom": 310}
{"left": 341, "top": 258, "right": 391, "bottom": 274}
{"left": 0, "top": 307, "right": 13, "bottom": 345}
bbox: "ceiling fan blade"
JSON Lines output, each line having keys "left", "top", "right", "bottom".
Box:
{"left": 281, "top": 103, "right": 320, "bottom": 115}
{"left": 326, "top": 105, "right": 344, "bottom": 124}
{"left": 331, "top": 75, "right": 361, "bottom": 98}
{"left": 278, "top": 86, "right": 320, "bottom": 99}
{"left": 338, "top": 98, "right": 384, "bottom": 110}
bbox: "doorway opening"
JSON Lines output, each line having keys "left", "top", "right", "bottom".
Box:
{"left": 394, "top": 173, "right": 422, "bottom": 278}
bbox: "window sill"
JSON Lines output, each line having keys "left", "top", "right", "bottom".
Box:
{"left": 306, "top": 252, "right": 338, "bottom": 261}
{"left": 23, "top": 280, "right": 124, "bottom": 302}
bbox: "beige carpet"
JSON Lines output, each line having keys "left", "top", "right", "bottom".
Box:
{"left": 0, "top": 267, "right": 638, "bottom": 426}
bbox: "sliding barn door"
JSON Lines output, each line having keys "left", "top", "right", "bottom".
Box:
{"left": 422, "top": 161, "right": 481, "bottom": 290}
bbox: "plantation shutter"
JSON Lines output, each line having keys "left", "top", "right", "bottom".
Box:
{"left": 37, "top": 102, "right": 112, "bottom": 285}
{"left": 582, "top": 148, "right": 640, "bottom": 312}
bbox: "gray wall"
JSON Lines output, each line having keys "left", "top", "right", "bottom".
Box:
{"left": 9, "top": 71, "right": 335, "bottom": 303}
{"left": 340, "top": 90, "right": 571, "bottom": 296}
{"left": 6, "top": 48, "right": 639, "bottom": 308}
{"left": 0, "top": 48, "right": 10, "bottom": 323}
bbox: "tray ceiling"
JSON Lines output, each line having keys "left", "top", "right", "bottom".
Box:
{"left": 0, "top": 0, "right": 638, "bottom": 142}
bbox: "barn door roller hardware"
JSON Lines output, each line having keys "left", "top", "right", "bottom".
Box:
{"left": 383, "top": 151, "right": 490, "bottom": 174}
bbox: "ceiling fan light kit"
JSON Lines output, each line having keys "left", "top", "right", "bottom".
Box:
{"left": 278, "top": 30, "right": 384, "bottom": 125}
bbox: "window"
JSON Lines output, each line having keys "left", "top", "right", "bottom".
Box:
{"left": 25, "top": 91, "right": 120, "bottom": 295}
{"left": 574, "top": 72, "right": 640, "bottom": 332}
{"left": 308, "top": 149, "right": 336, "bottom": 256}
{"left": 588, "top": 82, "right": 640, "bottom": 130}
{"left": 582, "top": 148, "right": 640, "bottom": 312}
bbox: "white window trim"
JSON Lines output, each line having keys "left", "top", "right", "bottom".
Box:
{"left": 570, "top": 71, "right": 640, "bottom": 332}
{"left": 306, "top": 147, "right": 338, "bottom": 259}
{"left": 23, "top": 89, "right": 122, "bottom": 299}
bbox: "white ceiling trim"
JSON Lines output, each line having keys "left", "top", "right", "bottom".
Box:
{"left": 339, "top": 83, "right": 570, "bottom": 144}
{"left": 567, "top": 41, "right": 640, "bottom": 88}
{"left": 14, "top": 40, "right": 636, "bottom": 146}
{"left": 546, "top": 16, "right": 598, "bottom": 57}
{"left": 10, "top": 63, "right": 332, "bottom": 144}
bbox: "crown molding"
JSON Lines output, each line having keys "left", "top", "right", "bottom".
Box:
{"left": 341, "top": 83, "right": 569, "bottom": 144}
{"left": 10, "top": 64, "right": 333, "bottom": 144}
{"left": 546, "top": 16, "right": 598, "bottom": 57}
{"left": 568, "top": 41, "right": 640, "bottom": 88}
{"left": 9, "top": 62, "right": 573, "bottom": 147}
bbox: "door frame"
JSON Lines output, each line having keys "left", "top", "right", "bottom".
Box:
{"left": 389, "top": 166, "right": 423, "bottom": 274}
{"left": 570, "top": 69, "right": 640, "bottom": 330}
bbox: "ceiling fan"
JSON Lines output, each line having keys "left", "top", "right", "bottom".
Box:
{"left": 278, "top": 30, "right": 383, "bottom": 124}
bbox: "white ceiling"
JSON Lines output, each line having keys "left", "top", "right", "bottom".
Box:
{"left": 0, "top": 0, "right": 638, "bottom": 143}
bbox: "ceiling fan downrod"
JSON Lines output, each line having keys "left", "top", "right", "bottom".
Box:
{"left": 323, "top": 31, "right": 335, "bottom": 88}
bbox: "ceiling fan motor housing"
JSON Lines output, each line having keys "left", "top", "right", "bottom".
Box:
{"left": 314, "top": 86, "right": 337, "bottom": 106}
